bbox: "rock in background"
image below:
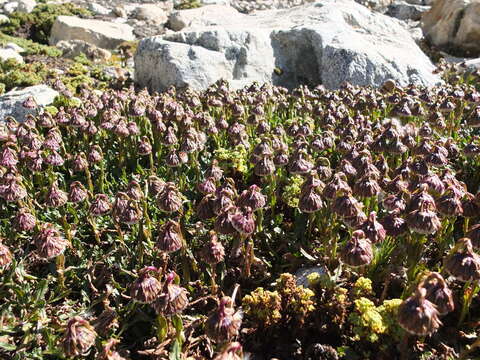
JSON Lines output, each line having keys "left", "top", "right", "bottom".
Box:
{"left": 135, "top": 0, "right": 440, "bottom": 92}
{"left": 422, "top": 0, "right": 480, "bottom": 57}
{"left": 49, "top": 16, "right": 135, "bottom": 49}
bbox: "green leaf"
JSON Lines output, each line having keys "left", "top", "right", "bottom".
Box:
{"left": 169, "top": 339, "right": 181, "bottom": 360}
{"left": 299, "top": 247, "right": 316, "bottom": 262}
{"left": 156, "top": 315, "right": 168, "bottom": 342}
{"left": 0, "top": 341, "right": 16, "bottom": 351}
{"left": 34, "top": 279, "right": 49, "bottom": 305}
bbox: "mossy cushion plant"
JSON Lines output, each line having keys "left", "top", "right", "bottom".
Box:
{"left": 0, "top": 3, "right": 91, "bottom": 44}
{"left": 0, "top": 32, "right": 62, "bottom": 57}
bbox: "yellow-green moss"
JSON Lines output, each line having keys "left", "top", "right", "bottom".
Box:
{"left": 0, "top": 3, "right": 92, "bottom": 44}
{"left": 0, "top": 32, "right": 62, "bottom": 57}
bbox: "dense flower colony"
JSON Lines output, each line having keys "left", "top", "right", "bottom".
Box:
{"left": 0, "top": 61, "right": 480, "bottom": 359}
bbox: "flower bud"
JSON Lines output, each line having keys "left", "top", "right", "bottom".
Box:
{"left": 397, "top": 287, "right": 441, "bottom": 336}
{"left": 13, "top": 208, "right": 36, "bottom": 232}
{"left": 156, "top": 183, "right": 183, "bottom": 213}
{"left": 205, "top": 296, "right": 243, "bottom": 343}
{"left": 0, "top": 241, "right": 12, "bottom": 267}
{"left": 89, "top": 194, "right": 111, "bottom": 216}
{"left": 340, "top": 230, "right": 373, "bottom": 267}
{"left": 444, "top": 238, "right": 480, "bottom": 282}
{"left": 130, "top": 266, "right": 162, "bottom": 303}
{"left": 62, "top": 317, "right": 97, "bottom": 357}
{"left": 69, "top": 181, "right": 88, "bottom": 203}
{"left": 153, "top": 272, "right": 189, "bottom": 315}
{"left": 156, "top": 220, "right": 183, "bottom": 253}
{"left": 34, "top": 223, "right": 67, "bottom": 259}
{"left": 420, "top": 272, "right": 454, "bottom": 315}
{"left": 45, "top": 181, "right": 68, "bottom": 208}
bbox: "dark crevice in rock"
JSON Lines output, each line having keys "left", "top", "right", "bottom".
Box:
{"left": 270, "top": 28, "right": 321, "bottom": 89}
{"left": 451, "top": 8, "right": 465, "bottom": 40}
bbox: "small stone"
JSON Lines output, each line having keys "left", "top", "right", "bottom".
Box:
{"left": 3, "top": 1, "right": 19, "bottom": 14}
{"left": 88, "top": 2, "right": 111, "bottom": 16}
{"left": 0, "top": 14, "right": 9, "bottom": 24}
{"left": 56, "top": 39, "right": 111, "bottom": 62}
{"left": 5, "top": 42, "right": 24, "bottom": 53}
{"left": 134, "top": 4, "right": 168, "bottom": 25}
{"left": 0, "top": 48, "right": 23, "bottom": 63}
{"left": 16, "top": 0, "right": 35, "bottom": 13}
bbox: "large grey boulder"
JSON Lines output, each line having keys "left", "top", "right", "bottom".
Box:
{"left": 135, "top": 0, "right": 440, "bottom": 91}
{"left": 0, "top": 85, "right": 58, "bottom": 122}
{"left": 49, "top": 16, "right": 135, "bottom": 50}
{"left": 422, "top": 0, "right": 480, "bottom": 57}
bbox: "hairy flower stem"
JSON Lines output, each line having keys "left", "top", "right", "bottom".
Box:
{"left": 437, "top": 218, "right": 455, "bottom": 257}
{"left": 463, "top": 217, "right": 470, "bottom": 237}
{"left": 61, "top": 214, "right": 72, "bottom": 243}
{"left": 256, "top": 208, "right": 264, "bottom": 233}
{"left": 84, "top": 167, "right": 94, "bottom": 193}
{"left": 87, "top": 216, "right": 101, "bottom": 244}
{"left": 210, "top": 264, "right": 218, "bottom": 294}
{"left": 98, "top": 160, "right": 106, "bottom": 193}
{"left": 364, "top": 196, "right": 372, "bottom": 215}
{"left": 148, "top": 152, "right": 155, "bottom": 174}
{"left": 307, "top": 212, "right": 316, "bottom": 241}
{"left": 268, "top": 173, "right": 277, "bottom": 212}
{"left": 406, "top": 232, "right": 426, "bottom": 283}
{"left": 56, "top": 253, "right": 65, "bottom": 290}
{"left": 458, "top": 281, "right": 480, "bottom": 326}
{"left": 114, "top": 222, "right": 128, "bottom": 254}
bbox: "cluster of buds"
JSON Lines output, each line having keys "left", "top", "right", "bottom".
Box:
{"left": 130, "top": 267, "right": 189, "bottom": 315}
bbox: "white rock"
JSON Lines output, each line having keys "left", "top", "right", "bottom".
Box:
{"left": 422, "top": 0, "right": 480, "bottom": 57}
{"left": 0, "top": 85, "right": 58, "bottom": 122}
{"left": 134, "top": 4, "right": 168, "bottom": 25}
{"left": 49, "top": 16, "right": 135, "bottom": 50}
{"left": 462, "top": 58, "right": 480, "bottom": 70}
{"left": 0, "top": 14, "right": 9, "bottom": 24}
{"left": 168, "top": 5, "right": 241, "bottom": 31}
{"left": 202, "top": 0, "right": 231, "bottom": 6}
{"left": 88, "top": 2, "right": 111, "bottom": 16}
{"left": 3, "top": 1, "right": 19, "bottom": 14}
{"left": 136, "top": 0, "right": 440, "bottom": 91}
{"left": 406, "top": 0, "right": 432, "bottom": 4}
{"left": 387, "top": 1, "right": 429, "bottom": 21}
{"left": 0, "top": 48, "right": 23, "bottom": 63}
{"left": 17, "top": 0, "right": 35, "bottom": 12}
{"left": 5, "top": 42, "right": 24, "bottom": 53}
{"left": 354, "top": 0, "right": 393, "bottom": 11}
